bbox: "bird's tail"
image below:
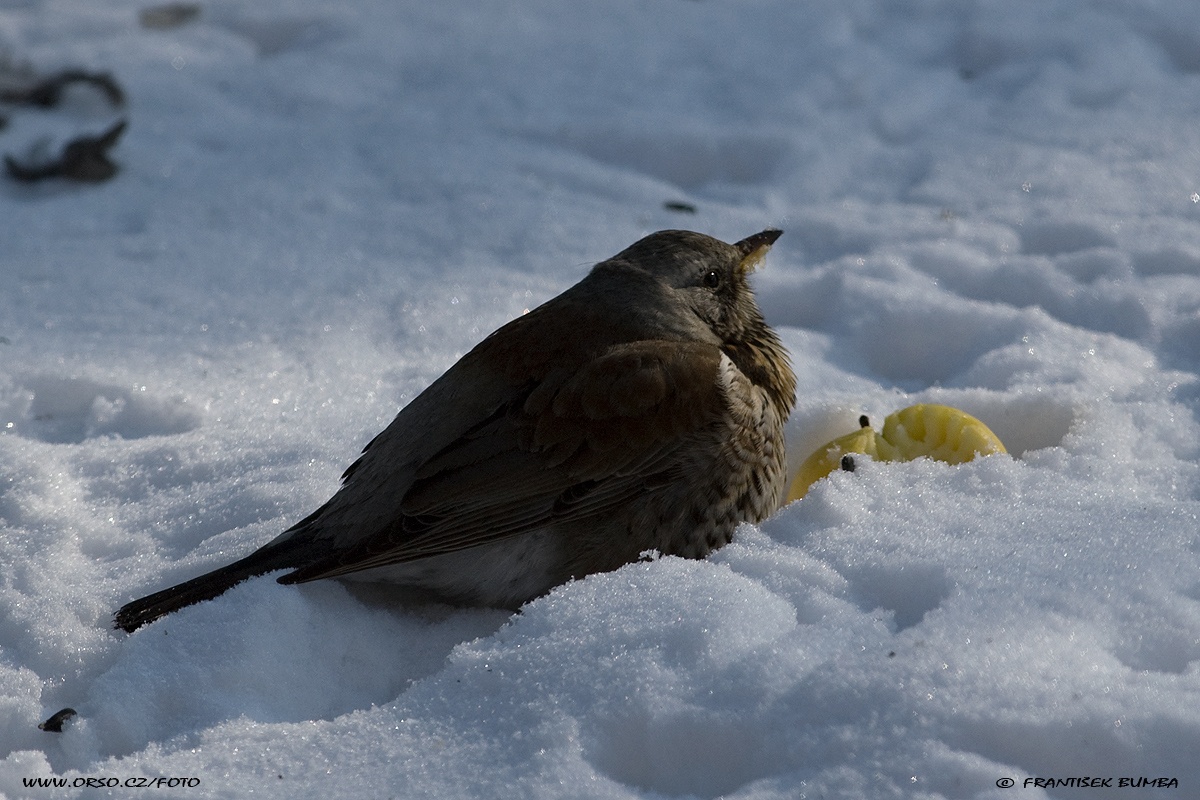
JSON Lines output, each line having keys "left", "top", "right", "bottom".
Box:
{"left": 112, "top": 544, "right": 302, "bottom": 633}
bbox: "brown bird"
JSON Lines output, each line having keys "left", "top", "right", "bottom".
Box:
{"left": 114, "top": 229, "right": 796, "bottom": 632}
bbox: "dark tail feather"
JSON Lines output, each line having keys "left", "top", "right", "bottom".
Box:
{"left": 113, "top": 546, "right": 301, "bottom": 633}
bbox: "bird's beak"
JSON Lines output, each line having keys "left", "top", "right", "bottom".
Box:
{"left": 734, "top": 229, "right": 783, "bottom": 274}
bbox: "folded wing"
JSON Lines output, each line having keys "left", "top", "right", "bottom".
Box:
{"left": 280, "top": 339, "right": 726, "bottom": 581}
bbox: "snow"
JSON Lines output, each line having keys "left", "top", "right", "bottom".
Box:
{"left": 2, "top": 0, "right": 1199, "bottom": 797}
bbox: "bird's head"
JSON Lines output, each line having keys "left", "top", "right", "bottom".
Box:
{"left": 598, "top": 228, "right": 795, "bottom": 412}
{"left": 604, "top": 228, "right": 782, "bottom": 345}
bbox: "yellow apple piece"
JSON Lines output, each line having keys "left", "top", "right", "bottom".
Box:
{"left": 787, "top": 404, "right": 1006, "bottom": 501}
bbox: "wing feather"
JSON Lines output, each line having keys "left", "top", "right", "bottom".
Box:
{"left": 281, "top": 340, "right": 725, "bottom": 583}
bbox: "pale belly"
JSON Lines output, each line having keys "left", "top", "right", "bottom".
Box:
{"left": 339, "top": 528, "right": 566, "bottom": 609}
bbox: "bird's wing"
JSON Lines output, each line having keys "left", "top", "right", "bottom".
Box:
{"left": 280, "top": 339, "right": 726, "bottom": 581}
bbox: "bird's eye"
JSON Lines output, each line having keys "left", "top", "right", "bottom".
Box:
{"left": 702, "top": 269, "right": 722, "bottom": 289}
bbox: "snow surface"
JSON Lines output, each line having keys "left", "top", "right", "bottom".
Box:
{"left": 2, "top": 0, "right": 1200, "bottom": 797}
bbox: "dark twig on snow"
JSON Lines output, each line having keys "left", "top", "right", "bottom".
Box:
{"left": 38, "top": 708, "right": 77, "bottom": 733}
{"left": 5, "top": 118, "right": 128, "bottom": 183}
{"left": 0, "top": 69, "right": 125, "bottom": 108}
